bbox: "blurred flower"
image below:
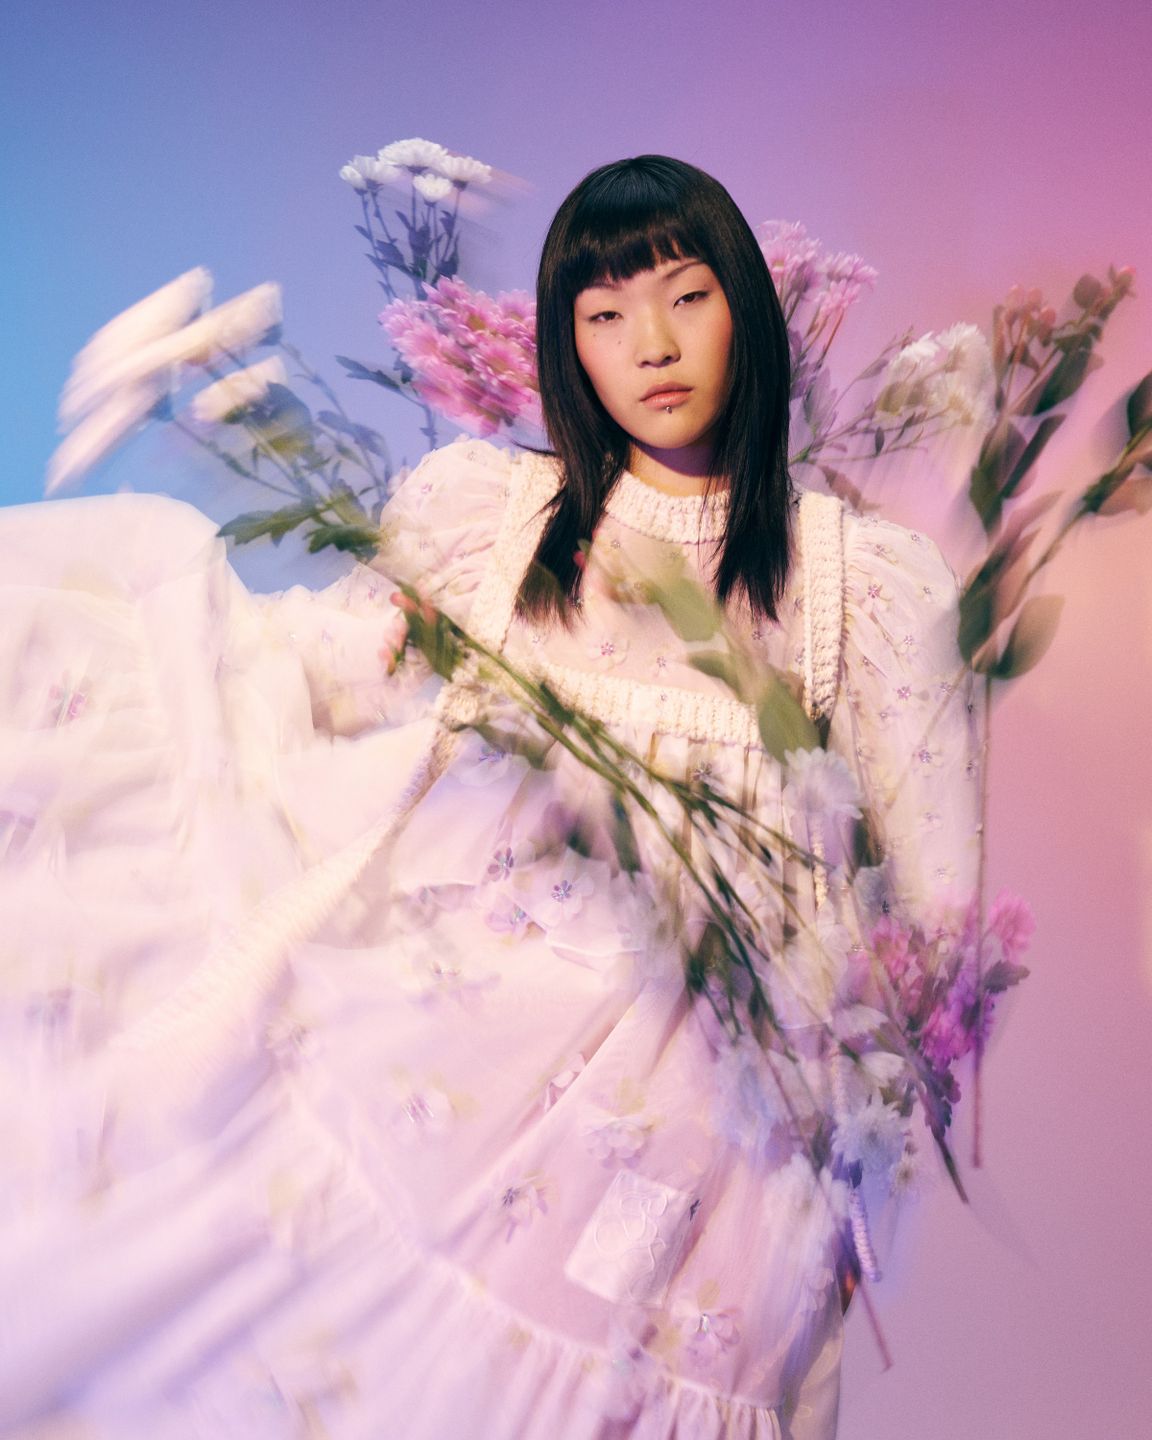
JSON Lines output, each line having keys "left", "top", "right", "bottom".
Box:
{"left": 987, "top": 890, "right": 1036, "bottom": 960}
{"left": 59, "top": 267, "right": 212, "bottom": 426}
{"left": 58, "top": 280, "right": 282, "bottom": 435}
{"left": 379, "top": 137, "right": 450, "bottom": 169}
{"left": 493, "top": 1171, "right": 548, "bottom": 1238}
{"left": 544, "top": 1053, "right": 585, "bottom": 1111}
{"left": 782, "top": 746, "right": 862, "bottom": 864}
{"left": 413, "top": 171, "right": 454, "bottom": 203}
{"left": 876, "top": 322, "right": 993, "bottom": 429}
{"left": 381, "top": 277, "right": 541, "bottom": 436}
{"left": 46, "top": 376, "right": 174, "bottom": 494}
{"left": 582, "top": 1108, "right": 649, "bottom": 1163}
{"left": 436, "top": 152, "right": 493, "bottom": 186}
{"left": 758, "top": 221, "right": 822, "bottom": 308}
{"left": 834, "top": 1093, "right": 907, "bottom": 1178}
{"left": 339, "top": 153, "right": 403, "bottom": 190}
{"left": 189, "top": 355, "right": 288, "bottom": 423}
{"left": 671, "top": 1291, "right": 742, "bottom": 1367}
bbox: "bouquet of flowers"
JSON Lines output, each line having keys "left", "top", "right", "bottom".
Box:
{"left": 43, "top": 137, "right": 1152, "bottom": 1315}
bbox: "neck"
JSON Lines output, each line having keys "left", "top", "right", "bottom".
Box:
{"left": 626, "top": 440, "right": 728, "bottom": 496}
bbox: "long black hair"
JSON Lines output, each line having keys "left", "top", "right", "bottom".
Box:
{"left": 519, "top": 154, "right": 793, "bottom": 623}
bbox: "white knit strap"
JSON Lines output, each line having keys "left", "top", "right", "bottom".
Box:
{"left": 798, "top": 489, "right": 845, "bottom": 725}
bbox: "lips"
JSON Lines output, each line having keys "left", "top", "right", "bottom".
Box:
{"left": 640, "top": 384, "right": 692, "bottom": 408}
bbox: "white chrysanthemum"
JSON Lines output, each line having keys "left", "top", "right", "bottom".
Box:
{"left": 341, "top": 154, "right": 403, "bottom": 190}
{"left": 833, "top": 1092, "right": 907, "bottom": 1178}
{"left": 771, "top": 906, "right": 853, "bottom": 1027}
{"left": 45, "top": 378, "right": 173, "bottom": 494}
{"left": 710, "top": 1035, "right": 786, "bottom": 1151}
{"left": 189, "top": 355, "right": 288, "bottom": 423}
{"left": 783, "top": 747, "right": 862, "bottom": 866}
{"left": 412, "top": 171, "right": 454, "bottom": 203}
{"left": 434, "top": 152, "right": 492, "bottom": 185}
{"left": 58, "top": 282, "right": 282, "bottom": 433}
{"left": 59, "top": 267, "right": 213, "bottom": 427}
{"left": 875, "top": 322, "right": 993, "bottom": 430}
{"left": 379, "top": 137, "right": 450, "bottom": 169}
{"left": 339, "top": 162, "right": 369, "bottom": 191}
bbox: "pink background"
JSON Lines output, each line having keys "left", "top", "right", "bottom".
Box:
{"left": 3, "top": 1, "right": 1150, "bottom": 1433}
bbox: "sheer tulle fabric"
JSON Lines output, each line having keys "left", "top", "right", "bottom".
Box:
{"left": 0, "top": 441, "right": 978, "bottom": 1438}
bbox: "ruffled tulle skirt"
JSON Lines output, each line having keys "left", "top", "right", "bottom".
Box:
{"left": 0, "top": 494, "right": 842, "bottom": 1439}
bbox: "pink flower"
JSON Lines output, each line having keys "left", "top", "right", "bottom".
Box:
{"left": 381, "top": 278, "right": 541, "bottom": 436}
{"left": 988, "top": 891, "right": 1036, "bottom": 961}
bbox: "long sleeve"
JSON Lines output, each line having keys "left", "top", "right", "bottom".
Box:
{"left": 255, "top": 437, "right": 514, "bottom": 736}
{"left": 829, "top": 512, "right": 982, "bottom": 923}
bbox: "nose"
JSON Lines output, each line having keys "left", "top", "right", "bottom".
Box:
{"left": 635, "top": 308, "right": 679, "bottom": 367}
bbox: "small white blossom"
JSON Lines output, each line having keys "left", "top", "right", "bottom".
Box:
{"left": 833, "top": 1092, "right": 907, "bottom": 1178}
{"left": 412, "top": 171, "right": 454, "bottom": 203}
{"left": 339, "top": 162, "right": 369, "bottom": 191}
{"left": 340, "top": 153, "right": 403, "bottom": 190}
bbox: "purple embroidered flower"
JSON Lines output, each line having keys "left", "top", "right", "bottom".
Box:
{"left": 493, "top": 1172, "right": 548, "bottom": 1238}
{"left": 485, "top": 895, "right": 533, "bottom": 938}
{"left": 485, "top": 840, "right": 535, "bottom": 883}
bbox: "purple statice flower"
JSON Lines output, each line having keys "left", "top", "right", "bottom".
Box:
{"left": 381, "top": 277, "right": 542, "bottom": 436}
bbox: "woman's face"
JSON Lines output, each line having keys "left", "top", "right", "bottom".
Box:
{"left": 573, "top": 256, "right": 733, "bottom": 480}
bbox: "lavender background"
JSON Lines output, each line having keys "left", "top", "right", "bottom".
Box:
{"left": 3, "top": 1, "right": 1151, "bottom": 1435}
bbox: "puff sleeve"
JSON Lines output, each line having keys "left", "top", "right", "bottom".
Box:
{"left": 256, "top": 438, "right": 514, "bottom": 735}
{"left": 829, "top": 513, "right": 982, "bottom": 922}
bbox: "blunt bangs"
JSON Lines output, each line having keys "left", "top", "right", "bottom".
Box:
{"left": 554, "top": 201, "right": 714, "bottom": 301}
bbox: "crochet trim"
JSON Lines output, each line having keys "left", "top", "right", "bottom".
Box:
{"left": 538, "top": 660, "right": 763, "bottom": 749}
{"left": 604, "top": 471, "right": 729, "bottom": 543}
{"left": 798, "top": 490, "right": 844, "bottom": 725}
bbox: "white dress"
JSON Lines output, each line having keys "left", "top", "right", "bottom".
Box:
{"left": 0, "top": 438, "right": 980, "bottom": 1439}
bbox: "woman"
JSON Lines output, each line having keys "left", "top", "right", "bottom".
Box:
{"left": 0, "top": 157, "right": 979, "bottom": 1438}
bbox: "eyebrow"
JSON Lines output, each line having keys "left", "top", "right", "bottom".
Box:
{"left": 583, "top": 259, "right": 707, "bottom": 293}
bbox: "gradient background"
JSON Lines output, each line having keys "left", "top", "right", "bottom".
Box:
{"left": 3, "top": 2, "right": 1150, "bottom": 1435}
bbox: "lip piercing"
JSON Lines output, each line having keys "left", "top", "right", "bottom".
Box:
{"left": 664, "top": 404, "right": 672, "bottom": 413}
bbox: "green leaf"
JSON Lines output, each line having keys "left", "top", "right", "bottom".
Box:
{"left": 316, "top": 410, "right": 387, "bottom": 454}
{"left": 335, "top": 356, "right": 404, "bottom": 392}
{"left": 968, "top": 423, "right": 1026, "bottom": 529}
{"left": 756, "top": 677, "right": 819, "bottom": 763}
{"left": 1001, "top": 414, "right": 1065, "bottom": 502}
{"left": 688, "top": 650, "right": 741, "bottom": 694}
{"left": 958, "top": 567, "right": 997, "bottom": 663}
{"left": 1126, "top": 371, "right": 1152, "bottom": 437}
{"left": 1032, "top": 341, "right": 1103, "bottom": 414}
{"left": 989, "top": 593, "right": 1064, "bottom": 679}
{"left": 217, "top": 503, "right": 317, "bottom": 547}
{"left": 1096, "top": 469, "right": 1152, "bottom": 517}
{"left": 983, "top": 959, "right": 1031, "bottom": 992}
{"left": 651, "top": 575, "right": 721, "bottom": 643}
{"left": 305, "top": 523, "right": 380, "bottom": 560}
